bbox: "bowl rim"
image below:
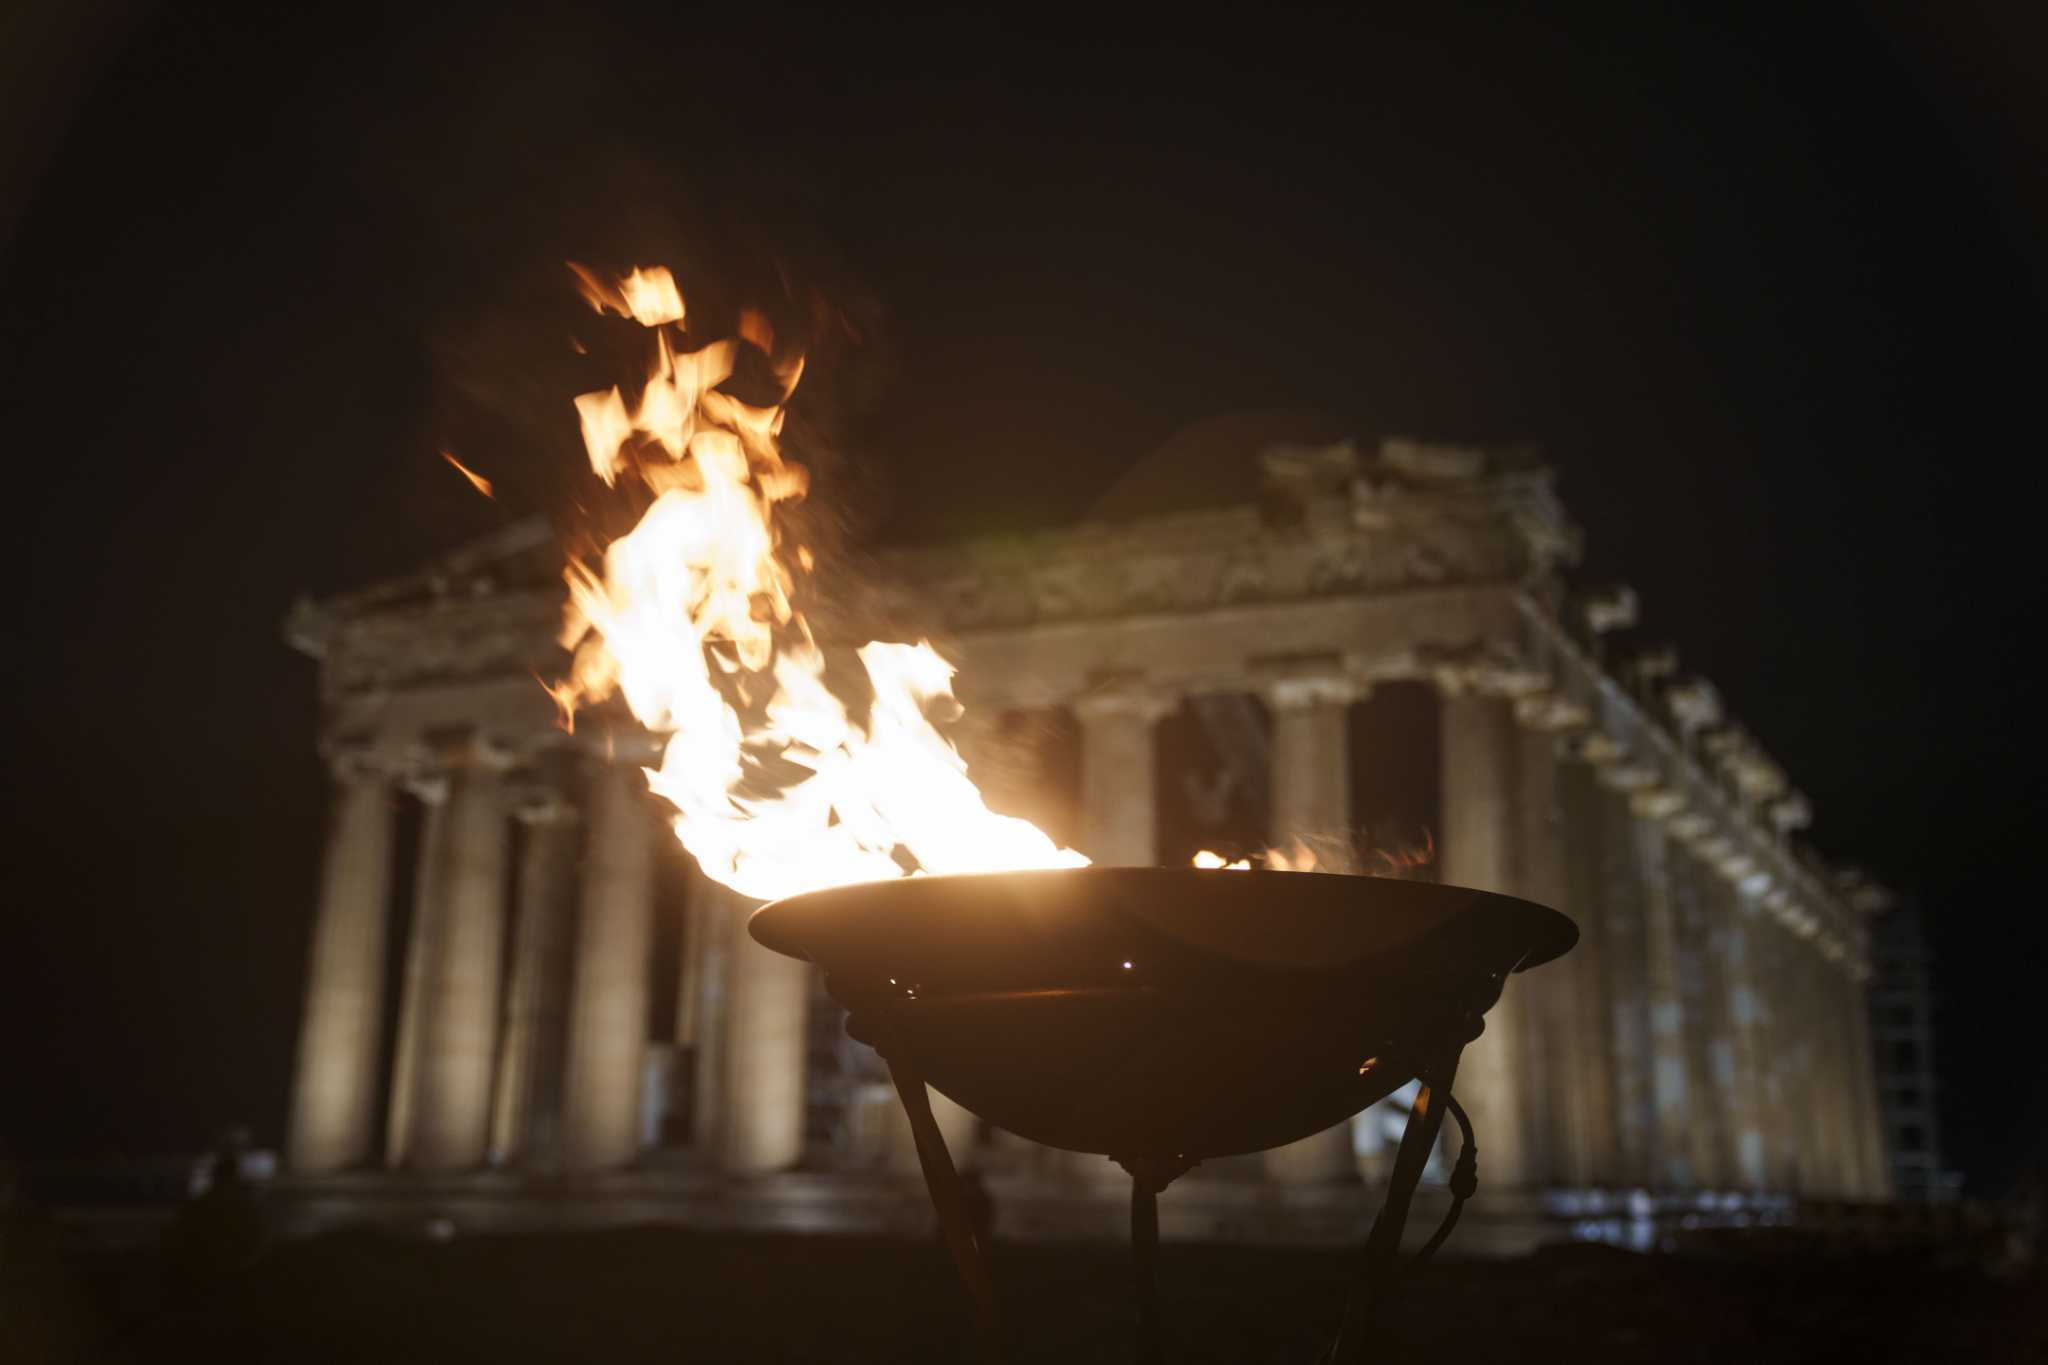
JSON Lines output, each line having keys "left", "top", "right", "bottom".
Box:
{"left": 749, "top": 865, "right": 1577, "bottom": 973}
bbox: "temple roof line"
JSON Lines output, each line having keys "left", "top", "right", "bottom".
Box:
{"left": 287, "top": 516, "right": 558, "bottom": 657}
{"left": 284, "top": 425, "right": 1890, "bottom": 966}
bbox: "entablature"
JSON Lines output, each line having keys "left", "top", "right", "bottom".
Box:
{"left": 285, "top": 437, "right": 1872, "bottom": 977}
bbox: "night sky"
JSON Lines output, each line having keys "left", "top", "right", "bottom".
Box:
{"left": 4, "top": 5, "right": 2044, "bottom": 1194}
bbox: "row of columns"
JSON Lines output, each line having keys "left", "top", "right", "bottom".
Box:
{"left": 291, "top": 684, "right": 1886, "bottom": 1198}
{"left": 1063, "top": 680, "right": 1886, "bottom": 1199}
{"left": 288, "top": 745, "right": 811, "bottom": 1178}
{"left": 1556, "top": 734, "right": 1888, "bottom": 1198}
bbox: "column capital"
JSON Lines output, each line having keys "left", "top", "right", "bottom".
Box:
{"left": 1571, "top": 731, "right": 1628, "bottom": 766}
{"left": 1595, "top": 759, "right": 1658, "bottom": 793}
{"left": 1713, "top": 851, "right": 1759, "bottom": 882}
{"left": 1689, "top": 832, "right": 1737, "bottom": 863}
{"left": 1426, "top": 652, "right": 1550, "bottom": 700}
{"left": 512, "top": 787, "right": 581, "bottom": 826}
{"left": 1514, "top": 691, "right": 1592, "bottom": 733}
{"left": 1663, "top": 676, "right": 1723, "bottom": 738}
{"left": 1409, "top": 637, "right": 1549, "bottom": 699}
{"left": 324, "top": 745, "right": 395, "bottom": 786}
{"left": 435, "top": 728, "right": 519, "bottom": 773}
{"left": 1628, "top": 786, "right": 1687, "bottom": 821}
{"left": 402, "top": 770, "right": 451, "bottom": 805}
{"left": 1768, "top": 792, "right": 1814, "bottom": 834}
{"left": 288, "top": 763, "right": 398, "bottom": 1174}
{"left": 1579, "top": 584, "right": 1640, "bottom": 634}
{"left": 1666, "top": 810, "right": 1713, "bottom": 842}
{"left": 1246, "top": 651, "right": 1362, "bottom": 711}
{"left": 1719, "top": 741, "right": 1790, "bottom": 808}
{"left": 572, "top": 725, "right": 666, "bottom": 766}
{"left": 1784, "top": 905, "right": 1822, "bottom": 941}
{"left": 1072, "top": 682, "right": 1178, "bottom": 725}
{"left": 1260, "top": 673, "right": 1362, "bottom": 711}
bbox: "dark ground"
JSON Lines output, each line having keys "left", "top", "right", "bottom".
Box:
{"left": 9, "top": 1224, "right": 2044, "bottom": 1365}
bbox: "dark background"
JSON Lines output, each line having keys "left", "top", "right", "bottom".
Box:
{"left": 3, "top": 4, "right": 2043, "bottom": 1195}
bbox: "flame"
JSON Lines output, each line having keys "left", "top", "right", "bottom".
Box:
{"left": 552, "top": 265, "right": 1087, "bottom": 901}
{"left": 1192, "top": 844, "right": 1312, "bottom": 872}
{"left": 569, "top": 261, "right": 686, "bottom": 326}
{"left": 1265, "top": 838, "right": 1320, "bottom": 873}
{"left": 441, "top": 451, "right": 494, "bottom": 498}
{"left": 1193, "top": 850, "right": 1252, "bottom": 870}
{"left": 1365, "top": 828, "right": 1435, "bottom": 878}
{"left": 1192, "top": 829, "right": 1434, "bottom": 878}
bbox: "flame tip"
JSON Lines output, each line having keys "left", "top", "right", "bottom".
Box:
{"left": 440, "top": 450, "right": 494, "bottom": 499}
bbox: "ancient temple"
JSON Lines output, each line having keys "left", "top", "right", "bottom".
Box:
{"left": 279, "top": 424, "right": 1891, "bottom": 1244}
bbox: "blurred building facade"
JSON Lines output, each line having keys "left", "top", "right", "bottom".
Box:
{"left": 278, "top": 423, "right": 1892, "bottom": 1244}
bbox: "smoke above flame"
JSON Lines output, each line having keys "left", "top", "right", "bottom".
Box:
{"left": 550, "top": 264, "right": 1087, "bottom": 901}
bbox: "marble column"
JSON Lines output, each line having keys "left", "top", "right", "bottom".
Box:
{"left": 1263, "top": 677, "right": 1362, "bottom": 1185}
{"left": 384, "top": 776, "right": 447, "bottom": 1169}
{"left": 488, "top": 792, "right": 581, "bottom": 1168}
{"left": 676, "top": 870, "right": 708, "bottom": 1052}
{"left": 717, "top": 892, "right": 811, "bottom": 1174}
{"left": 1558, "top": 760, "right": 1621, "bottom": 1187}
{"left": 1069, "top": 688, "right": 1170, "bottom": 1183}
{"left": 287, "top": 761, "right": 397, "bottom": 1174}
{"left": 1437, "top": 691, "right": 1530, "bottom": 1188}
{"left": 1721, "top": 884, "right": 1772, "bottom": 1190}
{"left": 562, "top": 761, "right": 660, "bottom": 1174}
{"left": 1598, "top": 786, "right": 1656, "bottom": 1188}
{"left": 688, "top": 876, "right": 736, "bottom": 1157}
{"left": 1670, "top": 849, "right": 1731, "bottom": 1188}
{"left": 1786, "top": 940, "right": 1824, "bottom": 1193}
{"left": 1075, "top": 690, "right": 1169, "bottom": 866}
{"left": 1752, "top": 912, "right": 1799, "bottom": 1191}
{"left": 1510, "top": 724, "right": 1572, "bottom": 1187}
{"left": 404, "top": 758, "right": 512, "bottom": 1172}
{"left": 1633, "top": 818, "right": 1699, "bottom": 1188}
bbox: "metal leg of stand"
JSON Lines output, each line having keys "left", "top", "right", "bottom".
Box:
{"left": 1325, "top": 1044, "right": 1465, "bottom": 1365}
{"left": 1130, "top": 1158, "right": 1167, "bottom": 1365}
{"left": 883, "top": 1051, "right": 1007, "bottom": 1363}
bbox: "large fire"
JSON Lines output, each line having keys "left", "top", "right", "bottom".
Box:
{"left": 549, "top": 264, "right": 1088, "bottom": 901}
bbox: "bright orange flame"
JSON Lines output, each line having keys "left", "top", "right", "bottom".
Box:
{"left": 568, "top": 261, "right": 686, "bottom": 327}
{"left": 441, "top": 451, "right": 494, "bottom": 498}
{"left": 1191, "top": 829, "right": 1435, "bottom": 878}
{"left": 552, "top": 265, "right": 1087, "bottom": 901}
{"left": 1193, "top": 850, "right": 1253, "bottom": 870}
{"left": 1265, "top": 838, "right": 1320, "bottom": 873}
{"left": 1191, "top": 843, "right": 1314, "bottom": 872}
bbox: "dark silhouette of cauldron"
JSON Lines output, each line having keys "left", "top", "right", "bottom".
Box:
{"left": 752, "top": 867, "right": 1574, "bottom": 1363}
